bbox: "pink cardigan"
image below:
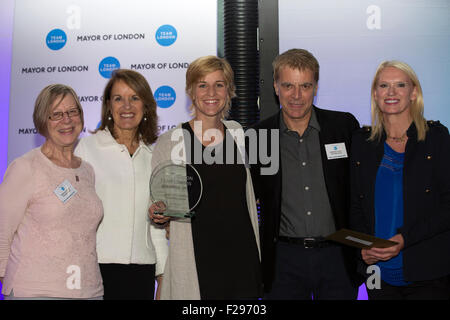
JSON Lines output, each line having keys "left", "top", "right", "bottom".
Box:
{"left": 0, "top": 148, "right": 104, "bottom": 298}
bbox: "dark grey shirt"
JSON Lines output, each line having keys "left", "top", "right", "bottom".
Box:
{"left": 279, "top": 109, "right": 336, "bottom": 237}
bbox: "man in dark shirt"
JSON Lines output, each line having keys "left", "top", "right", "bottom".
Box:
{"left": 250, "top": 48, "right": 361, "bottom": 299}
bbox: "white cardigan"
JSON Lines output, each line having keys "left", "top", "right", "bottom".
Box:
{"left": 75, "top": 129, "right": 168, "bottom": 276}
{"left": 153, "top": 120, "right": 260, "bottom": 299}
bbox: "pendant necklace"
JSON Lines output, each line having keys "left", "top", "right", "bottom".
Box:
{"left": 387, "top": 132, "right": 407, "bottom": 143}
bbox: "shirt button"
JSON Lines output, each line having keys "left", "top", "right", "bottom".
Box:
{"left": 305, "top": 186, "right": 310, "bottom": 191}
{"left": 302, "top": 162, "right": 306, "bottom": 166}
{"left": 299, "top": 139, "right": 303, "bottom": 143}
{"left": 306, "top": 211, "right": 312, "bottom": 216}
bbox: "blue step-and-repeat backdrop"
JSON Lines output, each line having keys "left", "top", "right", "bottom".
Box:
{"left": 0, "top": 0, "right": 449, "bottom": 301}
{"left": 6, "top": 0, "right": 217, "bottom": 163}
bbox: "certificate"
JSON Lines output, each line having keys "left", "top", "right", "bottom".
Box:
{"left": 325, "top": 229, "right": 398, "bottom": 249}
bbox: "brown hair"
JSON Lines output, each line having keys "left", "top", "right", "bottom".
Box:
{"left": 185, "top": 55, "right": 236, "bottom": 119}
{"left": 96, "top": 69, "right": 158, "bottom": 145}
{"left": 33, "top": 84, "right": 84, "bottom": 138}
{"left": 272, "top": 48, "right": 320, "bottom": 83}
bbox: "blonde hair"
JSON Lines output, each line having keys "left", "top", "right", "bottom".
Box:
{"left": 272, "top": 48, "right": 319, "bottom": 83}
{"left": 33, "top": 84, "right": 84, "bottom": 138}
{"left": 185, "top": 55, "right": 236, "bottom": 119}
{"left": 369, "top": 60, "right": 428, "bottom": 141}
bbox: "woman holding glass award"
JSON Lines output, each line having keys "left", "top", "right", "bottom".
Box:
{"left": 75, "top": 69, "right": 168, "bottom": 300}
{"left": 149, "top": 56, "right": 262, "bottom": 300}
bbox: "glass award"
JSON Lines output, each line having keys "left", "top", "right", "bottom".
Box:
{"left": 149, "top": 161, "right": 202, "bottom": 218}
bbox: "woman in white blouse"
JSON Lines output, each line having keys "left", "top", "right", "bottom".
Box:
{"left": 75, "top": 69, "right": 168, "bottom": 300}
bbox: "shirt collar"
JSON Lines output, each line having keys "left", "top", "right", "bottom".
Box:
{"left": 96, "top": 128, "right": 153, "bottom": 153}
{"left": 279, "top": 106, "right": 321, "bottom": 133}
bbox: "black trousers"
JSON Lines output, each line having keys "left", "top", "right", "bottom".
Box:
{"left": 264, "top": 241, "right": 358, "bottom": 300}
{"left": 99, "top": 263, "right": 156, "bottom": 300}
{"left": 367, "top": 276, "right": 450, "bottom": 300}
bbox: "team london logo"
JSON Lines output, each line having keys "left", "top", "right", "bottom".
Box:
{"left": 155, "top": 25, "right": 177, "bottom": 46}
{"left": 46, "top": 29, "right": 67, "bottom": 50}
{"left": 154, "top": 86, "right": 176, "bottom": 108}
{"left": 98, "top": 57, "right": 120, "bottom": 78}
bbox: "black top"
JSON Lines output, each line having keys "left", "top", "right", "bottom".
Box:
{"left": 182, "top": 122, "right": 262, "bottom": 299}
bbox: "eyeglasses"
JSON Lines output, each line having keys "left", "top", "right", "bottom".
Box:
{"left": 48, "top": 108, "right": 81, "bottom": 121}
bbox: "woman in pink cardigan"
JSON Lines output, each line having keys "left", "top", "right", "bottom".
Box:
{"left": 0, "top": 84, "right": 104, "bottom": 299}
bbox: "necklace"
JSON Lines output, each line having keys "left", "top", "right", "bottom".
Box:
{"left": 387, "top": 132, "right": 407, "bottom": 143}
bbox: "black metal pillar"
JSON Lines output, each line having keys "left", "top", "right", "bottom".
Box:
{"left": 223, "top": 0, "right": 259, "bottom": 128}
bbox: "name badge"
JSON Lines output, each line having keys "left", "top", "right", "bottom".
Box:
{"left": 325, "top": 142, "right": 348, "bottom": 160}
{"left": 54, "top": 179, "right": 77, "bottom": 203}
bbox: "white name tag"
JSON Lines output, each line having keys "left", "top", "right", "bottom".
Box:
{"left": 54, "top": 179, "right": 77, "bottom": 203}
{"left": 325, "top": 142, "right": 348, "bottom": 160}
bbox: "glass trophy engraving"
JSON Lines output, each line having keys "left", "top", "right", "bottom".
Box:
{"left": 150, "top": 161, "right": 202, "bottom": 218}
